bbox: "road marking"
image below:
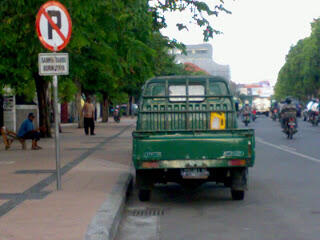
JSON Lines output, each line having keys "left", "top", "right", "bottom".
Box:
{"left": 279, "top": 145, "right": 296, "bottom": 152}
{"left": 256, "top": 137, "right": 320, "bottom": 163}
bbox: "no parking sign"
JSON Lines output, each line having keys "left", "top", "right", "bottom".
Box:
{"left": 36, "top": 1, "right": 72, "bottom": 51}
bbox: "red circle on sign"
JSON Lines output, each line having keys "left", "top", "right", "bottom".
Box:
{"left": 36, "top": 1, "right": 72, "bottom": 51}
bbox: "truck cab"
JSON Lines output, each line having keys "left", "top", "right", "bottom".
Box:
{"left": 132, "top": 76, "right": 255, "bottom": 201}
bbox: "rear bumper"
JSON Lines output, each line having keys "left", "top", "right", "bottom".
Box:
{"left": 135, "top": 159, "right": 253, "bottom": 170}
{"left": 135, "top": 167, "right": 248, "bottom": 186}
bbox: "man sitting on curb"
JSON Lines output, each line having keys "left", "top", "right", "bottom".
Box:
{"left": 17, "top": 113, "right": 42, "bottom": 150}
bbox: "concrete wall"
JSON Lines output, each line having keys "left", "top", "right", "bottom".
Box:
{"left": 3, "top": 96, "right": 16, "bottom": 132}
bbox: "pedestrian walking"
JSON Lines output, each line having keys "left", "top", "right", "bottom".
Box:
{"left": 82, "top": 97, "right": 95, "bottom": 135}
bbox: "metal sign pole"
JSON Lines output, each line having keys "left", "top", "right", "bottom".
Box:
{"left": 53, "top": 75, "right": 61, "bottom": 190}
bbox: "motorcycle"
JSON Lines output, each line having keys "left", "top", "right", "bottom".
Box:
{"left": 243, "top": 113, "right": 250, "bottom": 127}
{"left": 272, "top": 109, "right": 279, "bottom": 121}
{"left": 310, "top": 111, "right": 319, "bottom": 126}
{"left": 252, "top": 110, "right": 257, "bottom": 122}
{"left": 113, "top": 109, "right": 121, "bottom": 123}
{"left": 284, "top": 117, "right": 297, "bottom": 140}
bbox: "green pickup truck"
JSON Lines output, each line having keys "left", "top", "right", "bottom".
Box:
{"left": 132, "top": 76, "right": 255, "bottom": 201}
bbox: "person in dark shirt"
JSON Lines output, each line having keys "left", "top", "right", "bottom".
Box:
{"left": 17, "top": 113, "right": 41, "bottom": 150}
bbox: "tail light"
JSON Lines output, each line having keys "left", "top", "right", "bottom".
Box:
{"left": 228, "top": 159, "right": 246, "bottom": 166}
{"left": 142, "top": 162, "right": 159, "bottom": 168}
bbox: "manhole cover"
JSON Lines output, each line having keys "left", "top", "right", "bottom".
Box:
{"left": 127, "top": 208, "right": 164, "bottom": 217}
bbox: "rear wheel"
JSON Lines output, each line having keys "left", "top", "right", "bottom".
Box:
{"left": 288, "top": 128, "right": 293, "bottom": 140}
{"left": 138, "top": 189, "right": 151, "bottom": 202}
{"left": 231, "top": 168, "right": 247, "bottom": 201}
{"left": 231, "top": 190, "right": 245, "bottom": 201}
{"left": 245, "top": 121, "right": 248, "bottom": 127}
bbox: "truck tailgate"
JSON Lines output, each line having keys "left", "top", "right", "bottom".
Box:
{"left": 133, "top": 129, "right": 255, "bottom": 169}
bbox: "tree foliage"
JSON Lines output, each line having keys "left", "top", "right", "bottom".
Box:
{"left": 275, "top": 18, "right": 320, "bottom": 101}
{"left": 0, "top": 0, "right": 231, "bottom": 131}
{"left": 150, "top": 0, "right": 231, "bottom": 41}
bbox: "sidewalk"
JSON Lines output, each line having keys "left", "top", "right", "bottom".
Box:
{"left": 0, "top": 118, "right": 135, "bottom": 240}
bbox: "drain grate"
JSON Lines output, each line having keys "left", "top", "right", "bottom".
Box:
{"left": 127, "top": 208, "right": 164, "bottom": 217}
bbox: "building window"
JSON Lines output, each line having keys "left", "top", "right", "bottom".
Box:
{"left": 195, "top": 49, "right": 208, "bottom": 54}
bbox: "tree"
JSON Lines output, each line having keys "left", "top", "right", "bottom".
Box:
{"left": 0, "top": 0, "right": 231, "bottom": 133}
{"left": 0, "top": 0, "right": 53, "bottom": 136}
{"left": 275, "top": 18, "right": 320, "bottom": 101}
{"left": 150, "top": 0, "right": 231, "bottom": 41}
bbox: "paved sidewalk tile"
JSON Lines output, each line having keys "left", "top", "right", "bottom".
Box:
{"left": 0, "top": 118, "right": 135, "bottom": 240}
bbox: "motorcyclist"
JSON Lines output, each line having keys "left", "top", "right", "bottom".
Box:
{"left": 251, "top": 106, "right": 257, "bottom": 121}
{"left": 242, "top": 101, "right": 251, "bottom": 113}
{"left": 280, "top": 98, "right": 297, "bottom": 130}
{"left": 113, "top": 105, "right": 121, "bottom": 122}
{"left": 310, "top": 99, "right": 319, "bottom": 122}
{"left": 242, "top": 101, "right": 251, "bottom": 121}
{"left": 271, "top": 101, "right": 279, "bottom": 118}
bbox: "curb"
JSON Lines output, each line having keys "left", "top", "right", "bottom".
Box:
{"left": 85, "top": 172, "right": 133, "bottom": 240}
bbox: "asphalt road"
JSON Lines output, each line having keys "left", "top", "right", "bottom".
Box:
{"left": 116, "top": 116, "right": 320, "bottom": 240}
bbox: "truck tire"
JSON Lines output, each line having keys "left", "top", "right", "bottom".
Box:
{"left": 231, "top": 190, "right": 245, "bottom": 200}
{"left": 231, "top": 168, "right": 247, "bottom": 201}
{"left": 138, "top": 189, "right": 151, "bottom": 202}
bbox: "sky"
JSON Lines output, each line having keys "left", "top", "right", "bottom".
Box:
{"left": 161, "top": 0, "right": 320, "bottom": 85}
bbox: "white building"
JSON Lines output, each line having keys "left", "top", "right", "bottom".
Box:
{"left": 172, "top": 44, "right": 231, "bottom": 82}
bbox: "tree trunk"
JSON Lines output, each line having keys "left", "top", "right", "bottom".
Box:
{"left": 34, "top": 74, "right": 51, "bottom": 137}
{"left": 0, "top": 94, "right": 3, "bottom": 127}
{"left": 75, "top": 89, "right": 83, "bottom": 128}
{"left": 127, "top": 96, "right": 131, "bottom": 116}
{"left": 131, "top": 96, "right": 135, "bottom": 118}
{"left": 102, "top": 93, "right": 109, "bottom": 122}
{"left": 129, "top": 95, "right": 133, "bottom": 117}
